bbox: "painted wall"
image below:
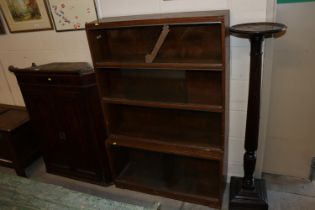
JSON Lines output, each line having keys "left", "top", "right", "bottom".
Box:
{"left": 0, "top": 0, "right": 271, "bottom": 178}
{"left": 0, "top": 29, "right": 92, "bottom": 105}
{"left": 263, "top": 2, "right": 315, "bottom": 178}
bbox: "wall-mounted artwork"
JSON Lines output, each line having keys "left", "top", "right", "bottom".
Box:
{"left": 47, "top": 0, "right": 98, "bottom": 32}
{"left": 0, "top": 0, "right": 53, "bottom": 33}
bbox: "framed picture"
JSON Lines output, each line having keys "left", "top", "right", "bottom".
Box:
{"left": 47, "top": 0, "right": 98, "bottom": 32}
{"left": 0, "top": 0, "right": 53, "bottom": 33}
{"left": 0, "top": 14, "right": 5, "bottom": 34}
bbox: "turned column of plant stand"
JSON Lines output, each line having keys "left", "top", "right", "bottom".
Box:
{"left": 229, "top": 23, "right": 287, "bottom": 210}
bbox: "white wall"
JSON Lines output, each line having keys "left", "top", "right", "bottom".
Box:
{"left": 0, "top": 28, "right": 92, "bottom": 105}
{"left": 0, "top": 0, "right": 272, "bottom": 178}
{"left": 263, "top": 2, "right": 315, "bottom": 179}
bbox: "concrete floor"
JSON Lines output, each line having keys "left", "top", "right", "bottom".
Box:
{"left": 0, "top": 158, "right": 314, "bottom": 210}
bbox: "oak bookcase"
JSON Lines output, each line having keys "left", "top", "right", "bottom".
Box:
{"left": 86, "top": 10, "right": 229, "bottom": 208}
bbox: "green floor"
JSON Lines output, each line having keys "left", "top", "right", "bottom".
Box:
{"left": 0, "top": 158, "right": 315, "bottom": 210}
{"left": 0, "top": 172, "right": 159, "bottom": 210}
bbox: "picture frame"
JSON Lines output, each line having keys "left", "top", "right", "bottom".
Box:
{"left": 47, "top": 0, "right": 98, "bottom": 32}
{"left": 0, "top": 0, "right": 53, "bottom": 33}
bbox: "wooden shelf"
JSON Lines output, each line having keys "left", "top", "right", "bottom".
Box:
{"left": 98, "top": 69, "right": 223, "bottom": 107}
{"left": 103, "top": 97, "right": 223, "bottom": 112}
{"left": 107, "top": 105, "right": 222, "bottom": 150}
{"left": 86, "top": 10, "right": 229, "bottom": 208}
{"left": 95, "top": 61, "right": 223, "bottom": 70}
{"left": 109, "top": 147, "right": 221, "bottom": 207}
{"left": 107, "top": 134, "right": 223, "bottom": 160}
{"left": 87, "top": 23, "right": 224, "bottom": 70}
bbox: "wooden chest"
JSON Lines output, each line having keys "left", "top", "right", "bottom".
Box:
{"left": 0, "top": 104, "right": 39, "bottom": 177}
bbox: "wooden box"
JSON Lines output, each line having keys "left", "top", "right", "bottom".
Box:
{"left": 0, "top": 104, "right": 39, "bottom": 177}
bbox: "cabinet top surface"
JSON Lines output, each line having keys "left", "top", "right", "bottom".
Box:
{"left": 9, "top": 62, "right": 93, "bottom": 75}
{"left": 86, "top": 10, "right": 229, "bottom": 29}
{"left": 0, "top": 105, "right": 29, "bottom": 132}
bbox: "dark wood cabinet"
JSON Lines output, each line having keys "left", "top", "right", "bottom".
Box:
{"left": 10, "top": 63, "right": 111, "bottom": 184}
{"left": 86, "top": 10, "right": 229, "bottom": 208}
{"left": 0, "top": 104, "right": 40, "bottom": 177}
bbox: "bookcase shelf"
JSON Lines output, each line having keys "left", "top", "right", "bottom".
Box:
{"left": 94, "top": 61, "right": 223, "bottom": 70}
{"left": 109, "top": 146, "right": 221, "bottom": 206}
{"left": 98, "top": 68, "right": 223, "bottom": 107}
{"left": 107, "top": 134, "right": 223, "bottom": 160}
{"left": 106, "top": 104, "right": 222, "bottom": 147}
{"left": 102, "top": 97, "right": 223, "bottom": 112}
{"left": 86, "top": 10, "right": 229, "bottom": 208}
{"left": 87, "top": 23, "right": 222, "bottom": 66}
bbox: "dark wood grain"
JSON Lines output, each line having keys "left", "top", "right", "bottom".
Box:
{"left": 0, "top": 105, "right": 40, "bottom": 177}
{"left": 230, "top": 22, "right": 287, "bottom": 37}
{"left": 0, "top": 109, "right": 29, "bottom": 132}
{"left": 10, "top": 63, "right": 111, "bottom": 185}
{"left": 86, "top": 11, "right": 230, "bottom": 208}
{"left": 107, "top": 105, "right": 222, "bottom": 147}
{"left": 98, "top": 69, "right": 222, "bottom": 107}
{"left": 87, "top": 24, "right": 222, "bottom": 68}
{"left": 102, "top": 97, "right": 223, "bottom": 112}
{"left": 94, "top": 61, "right": 223, "bottom": 70}
{"left": 107, "top": 134, "right": 223, "bottom": 160}
{"left": 85, "top": 12, "right": 227, "bottom": 71}
{"left": 110, "top": 146, "right": 221, "bottom": 206}
{"left": 229, "top": 22, "right": 287, "bottom": 210}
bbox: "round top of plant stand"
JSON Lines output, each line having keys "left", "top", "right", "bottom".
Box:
{"left": 230, "top": 22, "right": 287, "bottom": 38}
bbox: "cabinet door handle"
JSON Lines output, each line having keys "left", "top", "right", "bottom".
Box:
{"left": 59, "top": 132, "right": 67, "bottom": 141}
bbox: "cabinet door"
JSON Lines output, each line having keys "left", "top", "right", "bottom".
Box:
{"left": 21, "top": 87, "right": 72, "bottom": 172}
{"left": 52, "top": 88, "right": 103, "bottom": 181}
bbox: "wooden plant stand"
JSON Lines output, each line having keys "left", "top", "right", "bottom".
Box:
{"left": 229, "top": 23, "right": 287, "bottom": 210}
